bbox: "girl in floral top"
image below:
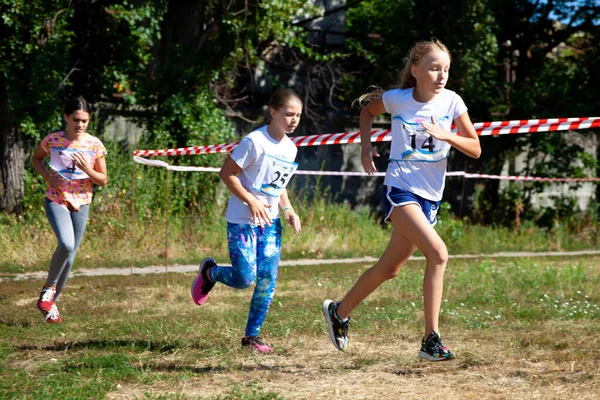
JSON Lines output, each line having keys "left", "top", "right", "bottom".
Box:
{"left": 31, "top": 97, "right": 108, "bottom": 323}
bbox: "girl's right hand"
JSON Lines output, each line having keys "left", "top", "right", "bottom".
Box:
{"left": 361, "top": 145, "right": 380, "bottom": 175}
{"left": 248, "top": 199, "right": 272, "bottom": 227}
{"left": 284, "top": 208, "right": 301, "bottom": 234}
{"left": 47, "top": 168, "right": 63, "bottom": 188}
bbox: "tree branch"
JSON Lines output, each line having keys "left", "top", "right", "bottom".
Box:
{"left": 57, "top": 60, "right": 80, "bottom": 90}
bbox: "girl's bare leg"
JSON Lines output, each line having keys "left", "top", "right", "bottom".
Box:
{"left": 337, "top": 203, "right": 448, "bottom": 340}
{"left": 336, "top": 214, "right": 416, "bottom": 319}
{"left": 388, "top": 204, "right": 448, "bottom": 337}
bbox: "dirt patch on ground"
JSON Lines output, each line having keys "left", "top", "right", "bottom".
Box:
{"left": 101, "top": 339, "right": 600, "bottom": 400}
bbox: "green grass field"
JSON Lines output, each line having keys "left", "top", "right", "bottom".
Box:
{"left": 2, "top": 201, "right": 599, "bottom": 274}
{"left": 1, "top": 255, "right": 599, "bottom": 399}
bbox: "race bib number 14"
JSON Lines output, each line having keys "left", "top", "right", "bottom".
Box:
{"left": 49, "top": 148, "right": 91, "bottom": 180}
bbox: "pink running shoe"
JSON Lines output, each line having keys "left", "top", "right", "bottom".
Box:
{"left": 37, "top": 303, "right": 63, "bottom": 323}
{"left": 37, "top": 286, "right": 56, "bottom": 312}
{"left": 242, "top": 336, "right": 273, "bottom": 353}
{"left": 191, "top": 257, "right": 216, "bottom": 305}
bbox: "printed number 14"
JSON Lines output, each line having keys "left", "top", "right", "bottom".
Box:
{"left": 67, "top": 160, "right": 77, "bottom": 173}
{"left": 410, "top": 135, "right": 435, "bottom": 152}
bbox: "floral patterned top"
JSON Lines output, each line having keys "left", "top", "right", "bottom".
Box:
{"left": 40, "top": 131, "right": 107, "bottom": 210}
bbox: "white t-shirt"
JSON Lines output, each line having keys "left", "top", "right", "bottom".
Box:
{"left": 225, "top": 125, "right": 298, "bottom": 225}
{"left": 381, "top": 87, "right": 468, "bottom": 201}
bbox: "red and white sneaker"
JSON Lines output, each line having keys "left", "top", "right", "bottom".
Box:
{"left": 37, "top": 303, "right": 63, "bottom": 324}
{"left": 37, "top": 286, "right": 56, "bottom": 312}
{"left": 191, "top": 258, "right": 216, "bottom": 305}
{"left": 242, "top": 336, "right": 273, "bottom": 353}
{"left": 46, "top": 304, "right": 63, "bottom": 323}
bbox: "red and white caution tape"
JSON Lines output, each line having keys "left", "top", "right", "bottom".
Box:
{"left": 133, "top": 157, "right": 600, "bottom": 182}
{"left": 133, "top": 117, "right": 600, "bottom": 157}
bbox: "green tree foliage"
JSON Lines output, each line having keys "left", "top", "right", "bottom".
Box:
{"left": 2, "top": 0, "right": 598, "bottom": 228}
{"left": 341, "top": 0, "right": 501, "bottom": 215}
{"left": 120, "top": 0, "right": 325, "bottom": 213}
{"left": 480, "top": 0, "right": 600, "bottom": 226}
{"left": 2, "top": 0, "right": 327, "bottom": 215}
{"left": 343, "top": 0, "right": 499, "bottom": 113}
{"left": 342, "top": 0, "right": 599, "bottom": 227}
{"left": 1, "top": 1, "right": 78, "bottom": 212}
{"left": 0, "top": 1, "right": 74, "bottom": 138}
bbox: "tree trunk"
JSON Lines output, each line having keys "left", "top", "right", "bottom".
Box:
{"left": 596, "top": 131, "right": 600, "bottom": 218}
{"left": 0, "top": 84, "right": 25, "bottom": 214}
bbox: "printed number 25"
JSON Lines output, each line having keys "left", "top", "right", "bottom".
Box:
{"left": 410, "top": 135, "right": 435, "bottom": 152}
{"left": 270, "top": 171, "right": 289, "bottom": 188}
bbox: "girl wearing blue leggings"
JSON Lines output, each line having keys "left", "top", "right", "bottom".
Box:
{"left": 191, "top": 88, "right": 302, "bottom": 353}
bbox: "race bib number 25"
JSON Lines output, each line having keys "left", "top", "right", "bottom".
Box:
{"left": 253, "top": 154, "right": 298, "bottom": 197}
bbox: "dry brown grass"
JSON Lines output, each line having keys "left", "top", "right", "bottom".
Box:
{"left": 98, "top": 331, "right": 600, "bottom": 400}
{"left": 2, "top": 259, "right": 600, "bottom": 399}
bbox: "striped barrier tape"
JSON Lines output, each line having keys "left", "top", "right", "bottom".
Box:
{"left": 133, "top": 117, "right": 600, "bottom": 157}
{"left": 133, "top": 156, "right": 600, "bottom": 182}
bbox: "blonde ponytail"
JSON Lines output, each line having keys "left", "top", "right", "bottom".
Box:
{"left": 352, "top": 86, "right": 385, "bottom": 108}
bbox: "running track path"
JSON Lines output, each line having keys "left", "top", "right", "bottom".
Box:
{"left": 4, "top": 250, "right": 600, "bottom": 281}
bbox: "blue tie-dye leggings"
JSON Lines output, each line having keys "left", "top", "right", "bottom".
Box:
{"left": 208, "top": 219, "right": 281, "bottom": 337}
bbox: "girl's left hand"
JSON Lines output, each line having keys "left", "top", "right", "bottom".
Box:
{"left": 284, "top": 209, "right": 301, "bottom": 234}
{"left": 72, "top": 152, "right": 92, "bottom": 174}
{"left": 420, "top": 117, "right": 450, "bottom": 141}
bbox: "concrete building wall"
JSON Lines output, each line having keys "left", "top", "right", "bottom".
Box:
{"left": 500, "top": 131, "right": 598, "bottom": 211}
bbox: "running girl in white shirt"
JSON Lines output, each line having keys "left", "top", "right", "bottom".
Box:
{"left": 191, "top": 88, "right": 303, "bottom": 353}
{"left": 323, "top": 38, "right": 481, "bottom": 361}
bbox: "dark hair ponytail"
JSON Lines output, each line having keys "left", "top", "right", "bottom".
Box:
{"left": 266, "top": 88, "right": 302, "bottom": 122}
{"left": 64, "top": 97, "right": 92, "bottom": 116}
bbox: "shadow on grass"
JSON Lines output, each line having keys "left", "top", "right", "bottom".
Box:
{"left": 1, "top": 319, "right": 33, "bottom": 328}
{"left": 143, "top": 363, "right": 228, "bottom": 374}
{"left": 141, "top": 362, "right": 303, "bottom": 374}
{"left": 15, "top": 339, "right": 186, "bottom": 353}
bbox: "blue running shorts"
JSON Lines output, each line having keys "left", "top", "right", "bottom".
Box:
{"left": 382, "top": 185, "right": 441, "bottom": 226}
